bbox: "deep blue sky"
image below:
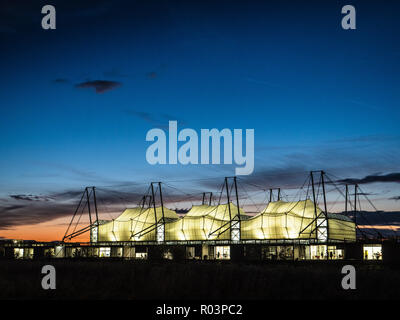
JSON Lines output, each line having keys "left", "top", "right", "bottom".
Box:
{"left": 0, "top": 0, "right": 399, "bottom": 238}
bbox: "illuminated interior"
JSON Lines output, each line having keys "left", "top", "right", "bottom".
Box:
{"left": 99, "top": 247, "right": 111, "bottom": 257}
{"left": 261, "top": 246, "right": 294, "bottom": 260}
{"left": 215, "top": 246, "right": 230, "bottom": 260}
{"left": 13, "top": 248, "right": 33, "bottom": 259}
{"left": 97, "top": 200, "right": 356, "bottom": 242}
{"left": 310, "top": 245, "right": 327, "bottom": 259}
{"left": 14, "top": 248, "right": 24, "bottom": 259}
{"left": 363, "top": 244, "right": 382, "bottom": 260}
{"left": 135, "top": 251, "right": 148, "bottom": 259}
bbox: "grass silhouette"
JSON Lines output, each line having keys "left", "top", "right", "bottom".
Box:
{"left": 0, "top": 260, "right": 399, "bottom": 300}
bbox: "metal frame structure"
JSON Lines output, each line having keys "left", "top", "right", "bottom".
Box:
{"left": 207, "top": 177, "right": 241, "bottom": 241}
{"left": 62, "top": 172, "right": 368, "bottom": 249}
{"left": 62, "top": 186, "right": 99, "bottom": 243}
{"left": 298, "top": 171, "right": 329, "bottom": 250}
{"left": 152, "top": 182, "right": 166, "bottom": 242}
{"left": 128, "top": 182, "right": 166, "bottom": 242}
{"left": 14, "top": 170, "right": 395, "bottom": 261}
{"left": 201, "top": 192, "right": 213, "bottom": 205}
{"left": 268, "top": 188, "right": 281, "bottom": 202}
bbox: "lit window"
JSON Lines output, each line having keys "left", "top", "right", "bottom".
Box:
{"left": 14, "top": 248, "right": 24, "bottom": 259}
{"left": 186, "top": 246, "right": 195, "bottom": 259}
{"left": 215, "top": 246, "right": 230, "bottom": 260}
{"left": 135, "top": 252, "right": 147, "bottom": 259}
{"left": 310, "top": 245, "right": 327, "bottom": 260}
{"left": 327, "top": 246, "right": 344, "bottom": 260}
{"left": 363, "top": 245, "right": 382, "bottom": 260}
{"left": 99, "top": 247, "right": 111, "bottom": 257}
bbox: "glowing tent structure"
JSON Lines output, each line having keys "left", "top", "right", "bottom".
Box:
{"left": 97, "top": 200, "right": 355, "bottom": 242}
{"left": 98, "top": 206, "right": 179, "bottom": 242}
{"left": 66, "top": 174, "right": 359, "bottom": 249}
{"left": 165, "top": 204, "right": 246, "bottom": 241}
{"left": 241, "top": 200, "right": 355, "bottom": 241}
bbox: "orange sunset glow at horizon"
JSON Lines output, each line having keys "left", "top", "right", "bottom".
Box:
{"left": 0, "top": 217, "right": 89, "bottom": 242}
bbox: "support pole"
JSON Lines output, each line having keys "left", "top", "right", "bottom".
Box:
{"left": 310, "top": 172, "right": 317, "bottom": 220}
{"left": 269, "top": 188, "right": 281, "bottom": 202}
{"left": 345, "top": 184, "right": 348, "bottom": 214}
{"left": 321, "top": 171, "right": 328, "bottom": 216}
{"left": 354, "top": 184, "right": 358, "bottom": 226}
{"left": 86, "top": 188, "right": 93, "bottom": 245}
{"left": 225, "top": 177, "right": 232, "bottom": 221}
{"left": 62, "top": 190, "right": 86, "bottom": 241}
{"left": 159, "top": 182, "right": 165, "bottom": 223}
{"left": 159, "top": 182, "right": 166, "bottom": 242}
{"left": 202, "top": 192, "right": 213, "bottom": 205}
{"left": 86, "top": 187, "right": 92, "bottom": 226}
{"left": 234, "top": 177, "right": 240, "bottom": 222}
{"left": 321, "top": 171, "right": 329, "bottom": 259}
{"left": 150, "top": 183, "right": 157, "bottom": 241}
{"left": 93, "top": 187, "right": 99, "bottom": 223}
{"left": 63, "top": 186, "right": 99, "bottom": 242}
{"left": 233, "top": 176, "right": 241, "bottom": 241}
{"left": 139, "top": 195, "right": 146, "bottom": 208}
{"left": 224, "top": 177, "right": 234, "bottom": 241}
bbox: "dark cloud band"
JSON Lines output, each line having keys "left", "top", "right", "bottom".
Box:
{"left": 75, "top": 80, "right": 121, "bottom": 93}
{"left": 337, "top": 172, "right": 400, "bottom": 185}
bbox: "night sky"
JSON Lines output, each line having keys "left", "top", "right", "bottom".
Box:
{"left": 0, "top": 0, "right": 399, "bottom": 241}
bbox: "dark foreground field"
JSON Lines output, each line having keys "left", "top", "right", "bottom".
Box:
{"left": 0, "top": 260, "right": 399, "bottom": 300}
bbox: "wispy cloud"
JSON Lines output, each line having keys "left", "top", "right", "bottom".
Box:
{"left": 123, "top": 109, "right": 187, "bottom": 129}
{"left": 326, "top": 134, "right": 400, "bottom": 144}
{"left": 10, "top": 194, "right": 53, "bottom": 202}
{"left": 145, "top": 64, "right": 167, "bottom": 79}
{"left": 2, "top": 205, "right": 26, "bottom": 212}
{"left": 146, "top": 71, "right": 157, "bottom": 79}
{"left": 346, "top": 99, "right": 380, "bottom": 112}
{"left": 0, "top": 202, "right": 73, "bottom": 229}
{"left": 359, "top": 224, "right": 400, "bottom": 231}
{"left": 75, "top": 80, "right": 122, "bottom": 93}
{"left": 53, "top": 78, "right": 69, "bottom": 84}
{"left": 198, "top": 166, "right": 309, "bottom": 191}
{"left": 0, "top": 187, "right": 145, "bottom": 230}
{"left": 124, "top": 110, "right": 159, "bottom": 124}
{"left": 337, "top": 172, "right": 400, "bottom": 185}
